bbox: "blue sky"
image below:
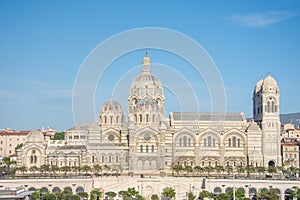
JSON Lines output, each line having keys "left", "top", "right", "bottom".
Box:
{"left": 0, "top": 1, "right": 299, "bottom": 131}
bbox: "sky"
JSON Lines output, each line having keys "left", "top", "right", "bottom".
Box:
{"left": 0, "top": 1, "right": 299, "bottom": 131}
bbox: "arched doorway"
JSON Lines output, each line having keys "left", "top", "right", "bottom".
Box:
{"left": 76, "top": 186, "right": 84, "bottom": 194}
{"left": 64, "top": 187, "right": 72, "bottom": 193}
{"left": 40, "top": 187, "right": 48, "bottom": 193}
{"left": 284, "top": 189, "right": 292, "bottom": 200}
{"left": 268, "top": 160, "right": 275, "bottom": 167}
{"left": 52, "top": 187, "right": 61, "bottom": 193}
{"left": 249, "top": 188, "right": 257, "bottom": 199}
{"left": 213, "top": 187, "right": 221, "bottom": 195}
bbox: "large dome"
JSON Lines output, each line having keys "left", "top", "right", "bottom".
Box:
{"left": 129, "top": 53, "right": 164, "bottom": 99}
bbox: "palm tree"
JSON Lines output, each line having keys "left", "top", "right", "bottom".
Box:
{"left": 77, "top": 191, "right": 89, "bottom": 200}
{"left": 93, "top": 164, "right": 102, "bottom": 176}
{"left": 255, "top": 166, "right": 265, "bottom": 178}
{"left": 151, "top": 194, "right": 159, "bottom": 200}
{"left": 214, "top": 166, "right": 224, "bottom": 178}
{"left": 90, "top": 189, "right": 102, "bottom": 200}
{"left": 81, "top": 165, "right": 92, "bottom": 175}
{"left": 204, "top": 166, "right": 214, "bottom": 177}
{"left": 193, "top": 166, "right": 204, "bottom": 176}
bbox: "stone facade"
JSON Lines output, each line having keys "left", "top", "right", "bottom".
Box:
{"left": 16, "top": 54, "right": 282, "bottom": 174}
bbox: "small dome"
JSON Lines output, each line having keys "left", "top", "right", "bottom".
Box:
{"left": 100, "top": 98, "right": 124, "bottom": 114}
{"left": 135, "top": 97, "right": 160, "bottom": 112}
{"left": 263, "top": 74, "right": 278, "bottom": 87}
{"left": 255, "top": 79, "right": 263, "bottom": 92}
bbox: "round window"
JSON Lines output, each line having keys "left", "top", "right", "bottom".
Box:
{"left": 144, "top": 134, "right": 151, "bottom": 141}
{"left": 108, "top": 134, "right": 115, "bottom": 141}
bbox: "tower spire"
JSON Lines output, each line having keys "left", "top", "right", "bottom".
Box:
{"left": 142, "top": 51, "right": 151, "bottom": 73}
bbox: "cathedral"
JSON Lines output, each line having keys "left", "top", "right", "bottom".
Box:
{"left": 16, "top": 53, "right": 282, "bottom": 174}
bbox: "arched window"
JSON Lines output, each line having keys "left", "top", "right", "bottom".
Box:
{"left": 215, "top": 161, "right": 218, "bottom": 166}
{"left": 228, "top": 138, "right": 231, "bottom": 147}
{"left": 69, "top": 160, "right": 72, "bottom": 166}
{"left": 139, "top": 115, "right": 142, "bottom": 123}
{"left": 151, "top": 145, "right": 154, "bottom": 152}
{"left": 91, "top": 156, "right": 95, "bottom": 163}
{"left": 183, "top": 136, "right": 187, "bottom": 147}
{"left": 108, "top": 156, "right": 112, "bottom": 163}
{"left": 104, "top": 116, "right": 107, "bottom": 124}
{"left": 146, "top": 145, "right": 149, "bottom": 153}
{"left": 267, "top": 101, "right": 270, "bottom": 113}
{"left": 74, "top": 161, "right": 76, "bottom": 166}
{"left": 233, "top": 136, "right": 236, "bottom": 147}
{"left": 208, "top": 136, "right": 212, "bottom": 147}
{"left": 204, "top": 138, "right": 207, "bottom": 147}
{"left": 272, "top": 101, "right": 275, "bottom": 113}
{"left": 116, "top": 155, "right": 119, "bottom": 163}
{"left": 202, "top": 161, "right": 205, "bottom": 166}
{"left": 237, "top": 138, "right": 240, "bottom": 147}
{"left": 110, "top": 116, "right": 113, "bottom": 124}
{"left": 179, "top": 138, "right": 182, "bottom": 147}
{"left": 146, "top": 115, "right": 149, "bottom": 122}
{"left": 140, "top": 145, "right": 143, "bottom": 153}
{"left": 208, "top": 161, "right": 211, "bottom": 167}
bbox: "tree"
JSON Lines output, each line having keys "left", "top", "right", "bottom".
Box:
{"left": 16, "top": 166, "right": 27, "bottom": 175}
{"left": 162, "top": 187, "right": 176, "bottom": 200}
{"left": 40, "top": 164, "right": 50, "bottom": 175}
{"left": 30, "top": 190, "right": 40, "bottom": 200}
{"left": 194, "top": 166, "right": 204, "bottom": 176}
{"left": 187, "top": 192, "right": 196, "bottom": 200}
{"left": 77, "top": 191, "right": 89, "bottom": 199}
{"left": 291, "top": 186, "right": 300, "bottom": 199}
{"left": 225, "top": 166, "right": 233, "bottom": 176}
{"left": 214, "top": 166, "right": 224, "bottom": 177}
{"left": 236, "top": 165, "right": 245, "bottom": 176}
{"left": 257, "top": 188, "right": 279, "bottom": 200}
{"left": 151, "top": 194, "right": 159, "bottom": 200}
{"left": 43, "top": 192, "right": 57, "bottom": 200}
{"left": 172, "top": 165, "right": 183, "bottom": 175}
{"left": 184, "top": 166, "right": 193, "bottom": 175}
{"left": 267, "top": 166, "right": 277, "bottom": 178}
{"left": 127, "top": 187, "right": 139, "bottom": 199}
{"left": 29, "top": 166, "right": 39, "bottom": 176}
{"left": 228, "top": 188, "right": 245, "bottom": 199}
{"left": 93, "top": 164, "right": 102, "bottom": 176}
{"left": 216, "top": 193, "right": 230, "bottom": 200}
{"left": 246, "top": 165, "right": 255, "bottom": 177}
{"left": 52, "top": 132, "right": 65, "bottom": 140}
{"left": 255, "top": 166, "right": 265, "bottom": 178}
{"left": 60, "top": 166, "right": 71, "bottom": 176}
{"left": 204, "top": 166, "right": 214, "bottom": 177}
{"left": 118, "top": 190, "right": 130, "bottom": 200}
{"left": 15, "top": 143, "right": 23, "bottom": 153}
{"left": 50, "top": 165, "right": 59, "bottom": 176}
{"left": 81, "top": 165, "right": 91, "bottom": 175}
{"left": 199, "top": 190, "right": 213, "bottom": 199}
{"left": 105, "top": 191, "right": 117, "bottom": 200}
{"left": 90, "top": 188, "right": 102, "bottom": 200}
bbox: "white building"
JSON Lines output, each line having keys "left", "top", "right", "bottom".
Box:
{"left": 16, "top": 54, "right": 282, "bottom": 173}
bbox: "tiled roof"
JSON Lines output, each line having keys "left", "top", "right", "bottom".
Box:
{"left": 0, "top": 131, "right": 30, "bottom": 136}
{"left": 171, "top": 112, "right": 245, "bottom": 121}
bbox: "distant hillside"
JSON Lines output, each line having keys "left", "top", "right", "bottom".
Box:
{"left": 280, "top": 112, "right": 300, "bottom": 127}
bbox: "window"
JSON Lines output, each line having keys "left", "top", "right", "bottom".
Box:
{"left": 140, "top": 145, "right": 143, "bottom": 153}
{"left": 139, "top": 115, "right": 142, "bottom": 122}
{"left": 208, "top": 136, "right": 212, "bottom": 147}
{"left": 229, "top": 138, "right": 231, "bottom": 147}
{"left": 146, "top": 115, "right": 149, "bottom": 122}
{"left": 215, "top": 161, "right": 218, "bottom": 166}
{"left": 191, "top": 161, "right": 193, "bottom": 166}
{"left": 69, "top": 161, "right": 72, "bottom": 166}
{"left": 102, "top": 155, "right": 105, "bottom": 162}
{"left": 74, "top": 135, "right": 79, "bottom": 139}
{"left": 109, "top": 156, "right": 112, "bottom": 163}
{"left": 116, "top": 116, "right": 119, "bottom": 123}
{"left": 183, "top": 136, "right": 187, "bottom": 147}
{"left": 116, "top": 155, "right": 119, "bottom": 163}
{"left": 146, "top": 145, "right": 149, "bottom": 153}
{"left": 0, "top": 141, "right": 2, "bottom": 144}
{"left": 91, "top": 156, "right": 95, "bottom": 163}
{"left": 208, "top": 161, "right": 211, "bottom": 167}
{"left": 285, "top": 154, "right": 288, "bottom": 158}
{"left": 179, "top": 138, "right": 182, "bottom": 147}
{"left": 202, "top": 161, "right": 205, "bottom": 166}
{"left": 110, "top": 116, "right": 113, "bottom": 124}
{"left": 237, "top": 138, "right": 240, "bottom": 147}
{"left": 152, "top": 145, "right": 154, "bottom": 152}
{"left": 104, "top": 116, "right": 107, "bottom": 124}
{"left": 294, "top": 154, "right": 297, "bottom": 159}
{"left": 233, "top": 137, "right": 236, "bottom": 147}
{"left": 74, "top": 161, "right": 76, "bottom": 166}
{"left": 290, "top": 154, "right": 292, "bottom": 159}
{"left": 69, "top": 136, "right": 72, "bottom": 139}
